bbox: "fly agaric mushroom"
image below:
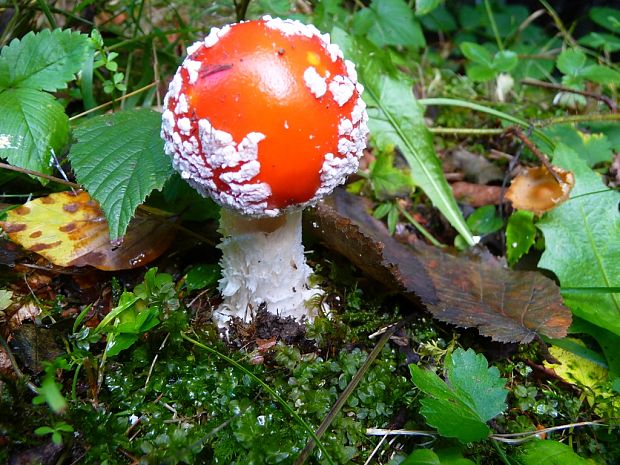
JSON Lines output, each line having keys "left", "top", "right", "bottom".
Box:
{"left": 161, "top": 16, "right": 368, "bottom": 325}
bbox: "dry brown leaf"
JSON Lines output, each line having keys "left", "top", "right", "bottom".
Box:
{"left": 506, "top": 165, "right": 574, "bottom": 215}
{"left": 0, "top": 191, "right": 176, "bottom": 271}
{"left": 308, "top": 189, "right": 572, "bottom": 343}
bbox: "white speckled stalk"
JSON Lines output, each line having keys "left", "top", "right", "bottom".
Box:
{"left": 214, "top": 209, "right": 321, "bottom": 326}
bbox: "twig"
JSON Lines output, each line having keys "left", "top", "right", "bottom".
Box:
{"left": 522, "top": 78, "right": 617, "bottom": 113}
{"left": 293, "top": 321, "right": 406, "bottom": 465}
{"left": 536, "top": 112, "right": 620, "bottom": 126}
{"left": 144, "top": 333, "right": 169, "bottom": 389}
{"left": 491, "top": 420, "right": 607, "bottom": 444}
{"left": 508, "top": 126, "right": 563, "bottom": 184}
{"left": 69, "top": 82, "right": 158, "bottom": 121}
{"left": 0, "top": 162, "right": 81, "bottom": 189}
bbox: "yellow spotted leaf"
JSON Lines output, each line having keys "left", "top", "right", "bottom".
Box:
{"left": 0, "top": 191, "right": 176, "bottom": 270}
{"left": 545, "top": 340, "right": 619, "bottom": 413}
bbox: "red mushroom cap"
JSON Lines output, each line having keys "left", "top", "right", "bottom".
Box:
{"left": 161, "top": 16, "right": 368, "bottom": 217}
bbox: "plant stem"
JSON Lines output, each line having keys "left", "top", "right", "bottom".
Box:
{"left": 429, "top": 127, "right": 506, "bottom": 136}
{"left": 537, "top": 113, "right": 620, "bottom": 126}
{"left": 69, "top": 82, "right": 158, "bottom": 121}
{"left": 419, "top": 97, "right": 555, "bottom": 148}
{"left": 396, "top": 203, "right": 444, "bottom": 248}
{"left": 509, "top": 126, "right": 562, "bottom": 184}
{"left": 181, "top": 332, "right": 336, "bottom": 465}
{"left": 484, "top": 0, "right": 503, "bottom": 51}
{"left": 0, "top": 162, "right": 81, "bottom": 189}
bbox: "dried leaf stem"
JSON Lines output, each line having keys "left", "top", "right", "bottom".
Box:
{"left": 509, "top": 126, "right": 563, "bottom": 184}
{"left": 521, "top": 78, "right": 617, "bottom": 113}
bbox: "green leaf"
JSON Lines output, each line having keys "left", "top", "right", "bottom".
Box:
{"left": 506, "top": 210, "right": 536, "bottom": 266}
{"left": 465, "top": 63, "right": 496, "bottom": 82}
{"left": 38, "top": 376, "right": 67, "bottom": 413}
{"left": 537, "top": 144, "right": 620, "bottom": 336}
{"left": 579, "top": 32, "right": 620, "bottom": 53}
{"left": 401, "top": 449, "right": 441, "bottom": 465}
{"left": 517, "top": 440, "right": 590, "bottom": 465}
{"left": 545, "top": 125, "right": 613, "bottom": 167}
{"left": 590, "top": 7, "right": 620, "bottom": 33}
{"left": 370, "top": 151, "right": 415, "bottom": 200}
{"left": 185, "top": 264, "right": 220, "bottom": 292}
{"left": 0, "top": 88, "right": 69, "bottom": 175}
{"left": 581, "top": 65, "right": 620, "bottom": 86}
{"left": 356, "top": 0, "right": 425, "bottom": 48}
{"left": 0, "top": 29, "right": 90, "bottom": 92}
{"left": 70, "top": 109, "right": 175, "bottom": 240}
{"left": 446, "top": 349, "right": 508, "bottom": 422}
{"left": 556, "top": 49, "right": 587, "bottom": 77}
{"left": 466, "top": 206, "right": 503, "bottom": 236}
{"left": 363, "top": 74, "right": 474, "bottom": 245}
{"left": 460, "top": 42, "right": 493, "bottom": 67}
{"left": 415, "top": 0, "right": 441, "bottom": 16}
{"left": 493, "top": 50, "right": 518, "bottom": 72}
{"left": 34, "top": 426, "right": 55, "bottom": 435}
{"left": 409, "top": 348, "right": 507, "bottom": 443}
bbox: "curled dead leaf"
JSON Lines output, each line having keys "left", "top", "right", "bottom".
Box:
{"left": 0, "top": 191, "right": 176, "bottom": 271}
{"left": 506, "top": 165, "right": 574, "bottom": 215}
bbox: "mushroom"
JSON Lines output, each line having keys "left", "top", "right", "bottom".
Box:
{"left": 161, "top": 16, "right": 368, "bottom": 326}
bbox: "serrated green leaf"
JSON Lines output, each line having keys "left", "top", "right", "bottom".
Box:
{"left": 537, "top": 144, "right": 620, "bottom": 336}
{"left": 363, "top": 74, "right": 473, "bottom": 245}
{"left": 357, "top": 0, "right": 426, "bottom": 48}
{"left": 419, "top": 397, "right": 491, "bottom": 442}
{"left": 0, "top": 88, "right": 69, "bottom": 175}
{"left": 556, "top": 49, "right": 587, "bottom": 77}
{"left": 446, "top": 349, "right": 508, "bottom": 422}
{"left": 69, "top": 109, "right": 174, "bottom": 240}
{"left": 410, "top": 349, "right": 507, "bottom": 442}
{"left": 517, "top": 440, "right": 590, "bottom": 465}
{"left": 0, "top": 29, "right": 90, "bottom": 92}
{"left": 545, "top": 125, "right": 613, "bottom": 167}
{"left": 370, "top": 151, "right": 415, "bottom": 200}
{"left": 506, "top": 210, "right": 536, "bottom": 266}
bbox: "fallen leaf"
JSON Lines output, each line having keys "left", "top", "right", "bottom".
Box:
{"left": 308, "top": 189, "right": 571, "bottom": 343}
{"left": 506, "top": 165, "right": 574, "bottom": 215}
{"left": 446, "top": 148, "right": 504, "bottom": 185}
{"left": 0, "top": 191, "right": 176, "bottom": 271}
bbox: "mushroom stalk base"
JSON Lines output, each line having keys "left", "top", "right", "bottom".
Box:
{"left": 214, "top": 209, "right": 320, "bottom": 326}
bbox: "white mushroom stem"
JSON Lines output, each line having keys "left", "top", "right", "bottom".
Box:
{"left": 214, "top": 208, "right": 321, "bottom": 326}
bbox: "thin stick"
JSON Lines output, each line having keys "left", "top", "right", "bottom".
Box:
{"left": 293, "top": 321, "right": 404, "bottom": 465}
{"left": 69, "top": 82, "right": 158, "bottom": 121}
{"left": 0, "top": 162, "right": 81, "bottom": 189}
{"left": 522, "top": 78, "right": 617, "bottom": 113}
{"left": 509, "top": 126, "right": 563, "bottom": 184}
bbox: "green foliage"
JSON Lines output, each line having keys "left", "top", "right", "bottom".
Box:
{"left": 465, "top": 205, "right": 503, "bottom": 236}
{"left": 0, "top": 29, "right": 90, "bottom": 92}
{"left": 333, "top": 28, "right": 473, "bottom": 245}
{"left": 70, "top": 109, "right": 174, "bottom": 239}
{"left": 352, "top": 0, "right": 425, "bottom": 48}
{"left": 460, "top": 42, "right": 517, "bottom": 82}
{"left": 184, "top": 263, "right": 221, "bottom": 292}
{"left": 506, "top": 210, "right": 536, "bottom": 266}
{"left": 34, "top": 421, "right": 74, "bottom": 445}
{"left": 369, "top": 150, "right": 415, "bottom": 201}
{"left": 32, "top": 357, "right": 71, "bottom": 413}
{"left": 409, "top": 348, "right": 508, "bottom": 443}
{"left": 94, "top": 268, "right": 179, "bottom": 356}
{"left": 556, "top": 48, "right": 620, "bottom": 90}
{"left": 545, "top": 125, "right": 613, "bottom": 167}
{"left": 537, "top": 144, "right": 620, "bottom": 336}
{"left": 0, "top": 29, "right": 89, "bottom": 175}
{"left": 516, "top": 440, "right": 590, "bottom": 465}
